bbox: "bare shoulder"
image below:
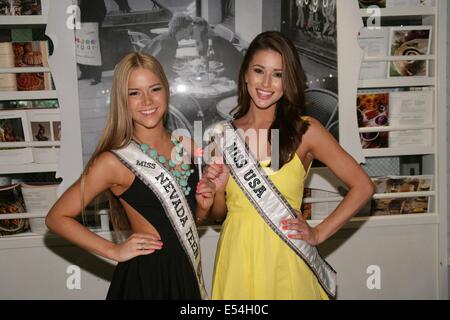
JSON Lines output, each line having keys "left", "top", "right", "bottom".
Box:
{"left": 91, "top": 151, "right": 123, "bottom": 170}
{"left": 302, "top": 117, "right": 330, "bottom": 142}
{"left": 87, "top": 151, "right": 132, "bottom": 186}
{"left": 300, "top": 116, "right": 355, "bottom": 168}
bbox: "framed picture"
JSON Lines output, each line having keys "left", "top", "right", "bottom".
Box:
{"left": 0, "top": 110, "right": 29, "bottom": 142}
{"left": 26, "top": 108, "right": 60, "bottom": 141}
{"left": 30, "top": 121, "right": 51, "bottom": 141}
{"left": 357, "top": 92, "right": 389, "bottom": 149}
{"left": 0, "top": 183, "right": 30, "bottom": 236}
{"left": 388, "top": 26, "right": 432, "bottom": 77}
{"left": 52, "top": 121, "right": 61, "bottom": 141}
{"left": 16, "top": 72, "right": 52, "bottom": 91}
{"left": 13, "top": 41, "right": 49, "bottom": 68}
{"left": 371, "top": 175, "right": 433, "bottom": 215}
{"left": 0, "top": 0, "right": 41, "bottom": 16}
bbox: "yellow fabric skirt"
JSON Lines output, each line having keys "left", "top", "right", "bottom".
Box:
{"left": 211, "top": 154, "right": 329, "bottom": 300}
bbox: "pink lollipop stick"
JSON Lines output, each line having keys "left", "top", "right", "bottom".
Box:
{"left": 195, "top": 147, "right": 204, "bottom": 180}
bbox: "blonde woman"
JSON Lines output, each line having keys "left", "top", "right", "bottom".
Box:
{"left": 46, "top": 53, "right": 213, "bottom": 299}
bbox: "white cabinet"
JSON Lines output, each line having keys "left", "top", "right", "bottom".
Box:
{"left": 325, "top": 0, "right": 448, "bottom": 298}
{"left": 0, "top": 0, "right": 60, "bottom": 236}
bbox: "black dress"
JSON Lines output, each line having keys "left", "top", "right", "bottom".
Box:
{"left": 106, "top": 166, "right": 202, "bottom": 300}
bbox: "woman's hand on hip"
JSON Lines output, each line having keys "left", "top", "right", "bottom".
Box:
{"left": 280, "top": 210, "right": 320, "bottom": 246}
{"left": 111, "top": 233, "right": 163, "bottom": 262}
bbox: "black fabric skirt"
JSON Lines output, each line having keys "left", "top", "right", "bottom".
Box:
{"left": 106, "top": 244, "right": 201, "bottom": 300}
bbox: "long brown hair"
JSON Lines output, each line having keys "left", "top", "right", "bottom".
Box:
{"left": 81, "top": 52, "right": 170, "bottom": 238}
{"left": 233, "top": 31, "right": 309, "bottom": 168}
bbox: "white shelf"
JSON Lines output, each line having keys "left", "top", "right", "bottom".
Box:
{"left": 358, "top": 77, "right": 435, "bottom": 88}
{"left": 0, "top": 162, "right": 57, "bottom": 174}
{"left": 0, "top": 212, "right": 47, "bottom": 220}
{"left": 303, "top": 191, "right": 435, "bottom": 204}
{"left": 0, "top": 213, "right": 438, "bottom": 242}
{"left": 373, "top": 191, "right": 435, "bottom": 200}
{"left": 0, "top": 230, "right": 114, "bottom": 249}
{"left": 0, "top": 15, "right": 48, "bottom": 25}
{"left": 362, "top": 55, "right": 436, "bottom": 62}
{"left": 0, "top": 141, "right": 60, "bottom": 148}
{"left": 0, "top": 90, "right": 57, "bottom": 100}
{"left": 360, "top": 6, "right": 436, "bottom": 17}
{"left": 0, "top": 67, "right": 50, "bottom": 74}
{"left": 0, "top": 210, "right": 109, "bottom": 220}
{"left": 205, "top": 216, "right": 439, "bottom": 232}
{"left": 359, "top": 124, "right": 435, "bottom": 133}
{"left": 304, "top": 197, "right": 342, "bottom": 204}
{"left": 308, "top": 213, "right": 438, "bottom": 228}
{"left": 363, "top": 146, "right": 435, "bottom": 157}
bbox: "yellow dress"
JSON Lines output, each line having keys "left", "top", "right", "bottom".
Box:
{"left": 211, "top": 153, "right": 329, "bottom": 300}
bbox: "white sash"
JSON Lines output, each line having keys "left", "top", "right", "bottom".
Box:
{"left": 217, "top": 121, "right": 337, "bottom": 298}
{"left": 111, "top": 142, "right": 208, "bottom": 300}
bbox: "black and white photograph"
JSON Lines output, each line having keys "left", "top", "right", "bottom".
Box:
{"left": 281, "top": 0, "right": 338, "bottom": 142}
{"left": 77, "top": 0, "right": 339, "bottom": 164}
{"left": 76, "top": 0, "right": 244, "bottom": 164}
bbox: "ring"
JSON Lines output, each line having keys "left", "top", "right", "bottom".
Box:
{"left": 139, "top": 242, "right": 144, "bottom": 250}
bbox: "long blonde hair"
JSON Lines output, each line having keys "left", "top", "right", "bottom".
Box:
{"left": 81, "top": 52, "right": 170, "bottom": 238}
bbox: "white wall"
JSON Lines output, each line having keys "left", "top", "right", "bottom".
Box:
{"left": 0, "top": 228, "right": 220, "bottom": 299}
